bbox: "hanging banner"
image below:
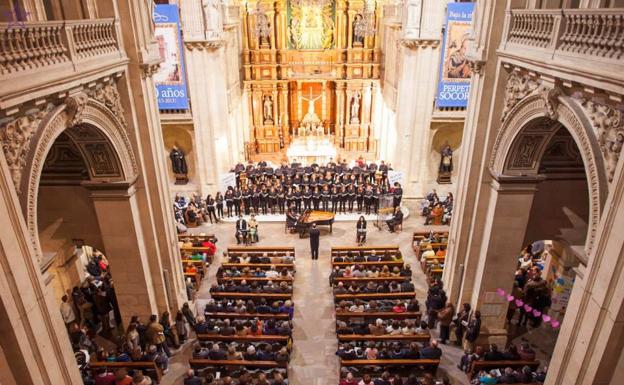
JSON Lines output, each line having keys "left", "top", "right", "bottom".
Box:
{"left": 153, "top": 4, "right": 189, "bottom": 110}
{"left": 436, "top": 2, "right": 475, "bottom": 108}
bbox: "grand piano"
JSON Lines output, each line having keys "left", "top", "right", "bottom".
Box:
{"left": 296, "top": 210, "right": 335, "bottom": 238}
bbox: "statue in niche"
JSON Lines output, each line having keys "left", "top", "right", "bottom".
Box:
{"left": 170, "top": 146, "right": 188, "bottom": 175}
{"left": 350, "top": 91, "right": 361, "bottom": 124}
{"left": 202, "top": 0, "right": 223, "bottom": 40}
{"left": 439, "top": 142, "right": 453, "bottom": 174}
{"left": 256, "top": 12, "right": 271, "bottom": 47}
{"left": 263, "top": 95, "right": 274, "bottom": 125}
{"left": 352, "top": 14, "right": 366, "bottom": 46}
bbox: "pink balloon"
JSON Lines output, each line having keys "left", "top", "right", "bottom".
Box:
{"left": 507, "top": 295, "right": 515, "bottom": 302}
{"left": 551, "top": 320, "right": 561, "bottom": 328}
{"left": 532, "top": 309, "right": 542, "bottom": 317}
{"left": 524, "top": 304, "right": 533, "bottom": 312}
{"left": 496, "top": 288, "right": 506, "bottom": 297}
{"left": 515, "top": 299, "right": 524, "bottom": 307}
{"left": 542, "top": 315, "right": 551, "bottom": 323}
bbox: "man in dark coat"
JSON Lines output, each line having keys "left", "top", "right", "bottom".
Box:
{"left": 309, "top": 223, "right": 320, "bottom": 260}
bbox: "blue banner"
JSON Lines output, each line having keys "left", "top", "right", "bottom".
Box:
{"left": 436, "top": 2, "right": 475, "bottom": 108}
{"left": 153, "top": 4, "right": 189, "bottom": 110}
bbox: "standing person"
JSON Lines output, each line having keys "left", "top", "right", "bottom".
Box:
{"left": 356, "top": 216, "right": 367, "bottom": 245}
{"left": 205, "top": 195, "right": 218, "bottom": 224}
{"left": 233, "top": 187, "right": 242, "bottom": 216}
{"left": 331, "top": 185, "right": 339, "bottom": 213}
{"left": 235, "top": 215, "right": 248, "bottom": 245}
{"left": 146, "top": 314, "right": 171, "bottom": 356}
{"left": 392, "top": 182, "right": 403, "bottom": 208}
{"left": 215, "top": 192, "right": 224, "bottom": 219}
{"left": 454, "top": 303, "right": 471, "bottom": 346}
{"left": 321, "top": 185, "right": 330, "bottom": 211}
{"left": 463, "top": 310, "right": 481, "bottom": 352}
{"left": 437, "top": 302, "right": 454, "bottom": 344}
{"left": 225, "top": 189, "right": 234, "bottom": 217}
{"left": 60, "top": 295, "right": 76, "bottom": 331}
{"left": 309, "top": 223, "right": 320, "bottom": 261}
{"left": 242, "top": 187, "right": 252, "bottom": 215}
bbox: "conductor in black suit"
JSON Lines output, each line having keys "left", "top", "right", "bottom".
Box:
{"left": 235, "top": 215, "right": 248, "bottom": 244}
{"left": 309, "top": 223, "right": 320, "bottom": 260}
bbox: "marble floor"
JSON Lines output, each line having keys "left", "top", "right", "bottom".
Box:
{"left": 161, "top": 201, "right": 468, "bottom": 385}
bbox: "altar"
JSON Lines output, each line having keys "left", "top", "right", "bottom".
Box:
{"left": 286, "top": 136, "right": 337, "bottom": 165}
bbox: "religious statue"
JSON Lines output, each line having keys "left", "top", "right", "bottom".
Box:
{"left": 170, "top": 146, "right": 188, "bottom": 175}
{"left": 352, "top": 14, "right": 366, "bottom": 46}
{"left": 350, "top": 91, "right": 361, "bottom": 124}
{"left": 202, "top": 0, "right": 223, "bottom": 40}
{"left": 263, "top": 95, "right": 273, "bottom": 125}
{"left": 256, "top": 11, "right": 271, "bottom": 47}
{"left": 439, "top": 142, "right": 453, "bottom": 173}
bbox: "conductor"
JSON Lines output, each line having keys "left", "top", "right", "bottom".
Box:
{"left": 235, "top": 215, "right": 248, "bottom": 244}
{"left": 309, "top": 223, "right": 320, "bottom": 260}
{"left": 386, "top": 206, "right": 403, "bottom": 233}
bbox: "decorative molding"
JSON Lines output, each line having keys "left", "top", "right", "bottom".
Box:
{"left": 141, "top": 62, "right": 161, "bottom": 79}
{"left": 399, "top": 39, "right": 439, "bottom": 49}
{"left": 185, "top": 40, "right": 225, "bottom": 51}
{"left": 64, "top": 92, "right": 89, "bottom": 127}
{"left": 501, "top": 71, "right": 540, "bottom": 122}
{"left": 539, "top": 86, "right": 562, "bottom": 120}
{"left": 88, "top": 80, "right": 128, "bottom": 127}
{"left": 468, "top": 59, "right": 485, "bottom": 75}
{"left": 0, "top": 103, "right": 55, "bottom": 191}
{"left": 582, "top": 100, "right": 624, "bottom": 183}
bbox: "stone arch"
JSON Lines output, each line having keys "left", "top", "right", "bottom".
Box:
{"left": 20, "top": 97, "right": 138, "bottom": 261}
{"left": 489, "top": 93, "right": 608, "bottom": 255}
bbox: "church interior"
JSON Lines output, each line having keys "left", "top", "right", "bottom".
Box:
{"left": 0, "top": 0, "right": 623, "bottom": 385}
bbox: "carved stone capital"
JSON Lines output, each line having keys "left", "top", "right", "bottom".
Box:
{"left": 582, "top": 100, "right": 624, "bottom": 182}
{"left": 468, "top": 59, "right": 486, "bottom": 75}
{"left": 185, "top": 40, "right": 225, "bottom": 51}
{"left": 399, "top": 39, "right": 439, "bottom": 50}
{"left": 65, "top": 92, "right": 89, "bottom": 126}
{"left": 141, "top": 62, "right": 161, "bottom": 79}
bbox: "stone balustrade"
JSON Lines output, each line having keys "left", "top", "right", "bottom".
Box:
{"left": 0, "top": 18, "right": 126, "bottom": 105}
{"left": 503, "top": 8, "right": 624, "bottom": 62}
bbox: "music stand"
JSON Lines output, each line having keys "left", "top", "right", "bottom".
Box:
{"left": 375, "top": 194, "right": 395, "bottom": 231}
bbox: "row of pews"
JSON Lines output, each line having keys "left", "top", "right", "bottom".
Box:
{"left": 412, "top": 231, "right": 448, "bottom": 284}
{"left": 330, "top": 245, "right": 440, "bottom": 381}
{"left": 191, "top": 246, "right": 295, "bottom": 380}
{"left": 179, "top": 233, "right": 217, "bottom": 290}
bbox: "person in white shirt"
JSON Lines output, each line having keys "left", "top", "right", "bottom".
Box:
{"left": 265, "top": 266, "right": 280, "bottom": 279}
{"left": 60, "top": 295, "right": 76, "bottom": 329}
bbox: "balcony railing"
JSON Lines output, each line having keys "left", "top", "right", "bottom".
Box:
{"left": 502, "top": 8, "right": 624, "bottom": 63}
{"left": 0, "top": 18, "right": 126, "bottom": 105}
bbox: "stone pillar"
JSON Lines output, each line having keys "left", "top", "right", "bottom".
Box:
{"left": 467, "top": 173, "right": 543, "bottom": 345}
{"left": 335, "top": 82, "right": 346, "bottom": 146}
{"left": 442, "top": 0, "right": 508, "bottom": 306}
{"left": 0, "top": 154, "right": 83, "bottom": 385}
{"left": 86, "top": 182, "right": 159, "bottom": 322}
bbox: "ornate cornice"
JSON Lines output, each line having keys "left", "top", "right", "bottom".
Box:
{"left": 399, "top": 38, "right": 439, "bottom": 50}
{"left": 582, "top": 100, "right": 624, "bottom": 183}
{"left": 185, "top": 40, "right": 225, "bottom": 51}
{"left": 141, "top": 62, "right": 161, "bottom": 79}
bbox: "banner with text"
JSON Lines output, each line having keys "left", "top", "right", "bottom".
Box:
{"left": 436, "top": 2, "right": 475, "bottom": 108}
{"left": 153, "top": 4, "right": 189, "bottom": 109}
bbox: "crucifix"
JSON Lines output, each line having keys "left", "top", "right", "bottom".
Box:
{"left": 301, "top": 87, "right": 322, "bottom": 116}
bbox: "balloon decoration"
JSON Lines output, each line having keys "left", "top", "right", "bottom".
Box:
{"left": 495, "top": 288, "right": 561, "bottom": 329}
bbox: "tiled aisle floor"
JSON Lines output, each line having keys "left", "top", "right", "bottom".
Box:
{"left": 161, "top": 202, "right": 468, "bottom": 385}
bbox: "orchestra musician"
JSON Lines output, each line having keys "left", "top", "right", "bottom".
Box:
{"left": 386, "top": 206, "right": 404, "bottom": 233}
{"left": 235, "top": 215, "right": 248, "bottom": 244}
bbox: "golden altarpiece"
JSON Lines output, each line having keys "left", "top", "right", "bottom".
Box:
{"left": 242, "top": 0, "right": 383, "bottom": 159}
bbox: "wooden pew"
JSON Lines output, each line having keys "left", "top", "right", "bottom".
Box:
{"left": 337, "top": 334, "right": 430, "bottom": 343}
{"left": 411, "top": 231, "right": 447, "bottom": 252}
{"left": 221, "top": 263, "right": 295, "bottom": 269}
{"left": 227, "top": 246, "right": 295, "bottom": 257}
{"left": 217, "top": 276, "right": 293, "bottom": 283}
{"left": 335, "top": 311, "right": 421, "bottom": 320}
{"left": 331, "top": 245, "right": 401, "bottom": 255}
{"left": 89, "top": 361, "right": 162, "bottom": 383}
{"left": 332, "top": 261, "right": 404, "bottom": 268}
{"left": 184, "top": 271, "right": 202, "bottom": 288}
{"left": 197, "top": 334, "right": 290, "bottom": 343}
{"left": 468, "top": 360, "right": 540, "bottom": 379}
{"left": 417, "top": 242, "right": 447, "bottom": 260}
{"left": 181, "top": 259, "right": 208, "bottom": 275}
{"left": 210, "top": 292, "right": 292, "bottom": 300}
{"left": 332, "top": 276, "right": 407, "bottom": 283}
{"left": 334, "top": 292, "right": 416, "bottom": 301}
{"left": 189, "top": 359, "right": 286, "bottom": 369}
{"left": 205, "top": 312, "right": 290, "bottom": 320}
{"left": 340, "top": 358, "right": 440, "bottom": 372}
